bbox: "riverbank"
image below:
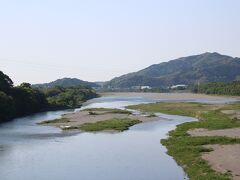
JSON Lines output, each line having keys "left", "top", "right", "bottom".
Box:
{"left": 128, "top": 102, "right": 240, "bottom": 180}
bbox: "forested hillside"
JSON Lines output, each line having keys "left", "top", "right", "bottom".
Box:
{"left": 106, "top": 52, "right": 240, "bottom": 88}
{"left": 33, "top": 78, "right": 99, "bottom": 88}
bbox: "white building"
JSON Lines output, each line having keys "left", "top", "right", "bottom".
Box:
{"left": 170, "top": 84, "right": 187, "bottom": 89}
{"left": 140, "top": 86, "right": 152, "bottom": 90}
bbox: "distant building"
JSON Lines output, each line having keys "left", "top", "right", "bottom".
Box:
{"left": 140, "top": 86, "right": 152, "bottom": 90}
{"left": 170, "top": 84, "right": 187, "bottom": 89}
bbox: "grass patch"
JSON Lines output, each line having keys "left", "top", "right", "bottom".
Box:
{"left": 128, "top": 102, "right": 240, "bottom": 179}
{"left": 38, "top": 118, "right": 70, "bottom": 124}
{"left": 65, "top": 118, "right": 141, "bottom": 132}
{"left": 84, "top": 108, "right": 132, "bottom": 115}
{"left": 88, "top": 111, "right": 101, "bottom": 115}
{"left": 146, "top": 113, "right": 157, "bottom": 118}
{"left": 127, "top": 102, "right": 211, "bottom": 117}
{"left": 161, "top": 135, "right": 239, "bottom": 180}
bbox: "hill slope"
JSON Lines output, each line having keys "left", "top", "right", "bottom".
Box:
{"left": 33, "top": 78, "right": 99, "bottom": 88}
{"left": 106, "top": 52, "right": 240, "bottom": 88}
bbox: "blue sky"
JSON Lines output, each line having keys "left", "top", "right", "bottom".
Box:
{"left": 0, "top": 0, "right": 240, "bottom": 84}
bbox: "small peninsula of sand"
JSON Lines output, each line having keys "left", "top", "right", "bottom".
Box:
{"left": 39, "top": 108, "right": 160, "bottom": 131}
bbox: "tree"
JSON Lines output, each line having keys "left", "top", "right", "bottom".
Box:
{"left": 0, "top": 71, "right": 13, "bottom": 93}
{"left": 0, "top": 92, "right": 15, "bottom": 121}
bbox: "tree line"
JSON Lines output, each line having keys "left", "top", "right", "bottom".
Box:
{"left": 0, "top": 71, "right": 98, "bottom": 123}
{"left": 192, "top": 81, "right": 240, "bottom": 96}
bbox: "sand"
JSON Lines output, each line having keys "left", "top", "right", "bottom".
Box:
{"left": 222, "top": 110, "right": 240, "bottom": 119}
{"left": 43, "top": 110, "right": 161, "bottom": 129}
{"left": 202, "top": 144, "right": 240, "bottom": 180}
{"left": 188, "top": 128, "right": 240, "bottom": 139}
{"left": 101, "top": 92, "right": 240, "bottom": 102}
{"left": 188, "top": 128, "right": 240, "bottom": 179}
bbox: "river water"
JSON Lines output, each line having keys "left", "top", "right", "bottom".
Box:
{"left": 0, "top": 95, "right": 231, "bottom": 180}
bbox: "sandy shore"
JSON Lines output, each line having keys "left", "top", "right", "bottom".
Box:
{"left": 188, "top": 124, "right": 240, "bottom": 179}
{"left": 202, "top": 144, "right": 240, "bottom": 180}
{"left": 222, "top": 110, "right": 240, "bottom": 119}
{"left": 101, "top": 92, "right": 240, "bottom": 102}
{"left": 188, "top": 128, "right": 240, "bottom": 139}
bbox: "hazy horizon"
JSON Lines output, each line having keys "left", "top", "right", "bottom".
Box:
{"left": 1, "top": 0, "right": 240, "bottom": 85}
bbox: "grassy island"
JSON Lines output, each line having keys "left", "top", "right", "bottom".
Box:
{"left": 38, "top": 107, "right": 144, "bottom": 133}
{"left": 64, "top": 118, "right": 141, "bottom": 132}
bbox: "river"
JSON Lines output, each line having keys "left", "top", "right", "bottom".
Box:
{"left": 0, "top": 95, "right": 234, "bottom": 180}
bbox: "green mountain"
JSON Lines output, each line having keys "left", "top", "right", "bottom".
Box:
{"left": 106, "top": 52, "right": 240, "bottom": 88}
{"left": 33, "top": 78, "right": 100, "bottom": 88}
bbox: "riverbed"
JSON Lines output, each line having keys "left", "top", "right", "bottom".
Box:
{"left": 0, "top": 94, "right": 237, "bottom": 180}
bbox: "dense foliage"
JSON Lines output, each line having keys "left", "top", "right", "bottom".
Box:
{"left": 0, "top": 73, "right": 49, "bottom": 122}
{"left": 192, "top": 81, "right": 240, "bottom": 96}
{"left": 44, "top": 86, "right": 98, "bottom": 108}
{"left": 0, "top": 71, "right": 98, "bottom": 122}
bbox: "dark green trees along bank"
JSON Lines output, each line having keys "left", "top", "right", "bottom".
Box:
{"left": 0, "top": 71, "right": 98, "bottom": 123}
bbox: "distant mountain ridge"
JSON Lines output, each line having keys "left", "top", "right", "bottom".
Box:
{"left": 106, "top": 52, "right": 240, "bottom": 88}
{"left": 33, "top": 78, "right": 100, "bottom": 88}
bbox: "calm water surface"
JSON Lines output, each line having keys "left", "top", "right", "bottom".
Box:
{"left": 0, "top": 96, "right": 223, "bottom": 180}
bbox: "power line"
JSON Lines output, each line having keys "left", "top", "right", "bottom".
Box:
{"left": 0, "top": 58, "right": 125, "bottom": 73}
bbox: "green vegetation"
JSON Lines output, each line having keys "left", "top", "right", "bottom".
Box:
{"left": 192, "top": 81, "right": 240, "bottom": 96}
{"left": 44, "top": 86, "right": 98, "bottom": 108}
{"left": 88, "top": 111, "right": 100, "bottom": 115}
{"left": 65, "top": 118, "right": 141, "bottom": 132}
{"left": 0, "top": 71, "right": 98, "bottom": 122}
{"left": 84, "top": 108, "right": 132, "bottom": 115}
{"left": 128, "top": 102, "right": 211, "bottom": 117}
{"left": 128, "top": 102, "right": 240, "bottom": 180}
{"left": 146, "top": 113, "right": 157, "bottom": 118}
{"left": 0, "top": 71, "right": 49, "bottom": 122}
{"left": 162, "top": 135, "right": 240, "bottom": 180}
{"left": 38, "top": 118, "right": 70, "bottom": 124}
